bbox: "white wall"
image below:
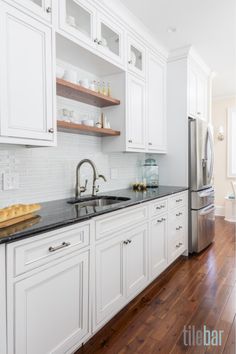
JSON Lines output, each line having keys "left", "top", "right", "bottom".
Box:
{"left": 0, "top": 132, "right": 144, "bottom": 208}
{"left": 212, "top": 96, "right": 236, "bottom": 215}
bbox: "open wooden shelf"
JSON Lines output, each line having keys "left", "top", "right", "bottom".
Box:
{"left": 57, "top": 121, "right": 121, "bottom": 137}
{"left": 56, "top": 79, "right": 120, "bottom": 108}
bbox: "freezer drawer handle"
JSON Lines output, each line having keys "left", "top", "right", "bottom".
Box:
{"left": 199, "top": 189, "right": 214, "bottom": 198}
{"left": 48, "top": 242, "right": 71, "bottom": 252}
{"left": 199, "top": 205, "right": 215, "bottom": 216}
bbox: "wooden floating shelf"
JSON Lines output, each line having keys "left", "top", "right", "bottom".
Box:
{"left": 56, "top": 79, "right": 120, "bottom": 108}
{"left": 57, "top": 121, "right": 121, "bottom": 137}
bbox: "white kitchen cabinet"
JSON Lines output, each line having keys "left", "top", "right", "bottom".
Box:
{"left": 7, "top": 250, "right": 90, "bottom": 354}
{"left": 0, "top": 245, "right": 6, "bottom": 354}
{"left": 149, "top": 214, "right": 168, "bottom": 280}
{"left": 127, "top": 35, "right": 146, "bottom": 79}
{"left": 0, "top": 2, "right": 55, "bottom": 146}
{"left": 58, "top": 0, "right": 124, "bottom": 67}
{"left": 95, "top": 233, "right": 126, "bottom": 327}
{"left": 188, "top": 61, "right": 209, "bottom": 121}
{"left": 168, "top": 207, "right": 187, "bottom": 263}
{"left": 59, "top": 0, "right": 96, "bottom": 47}
{"left": 95, "top": 223, "right": 148, "bottom": 328}
{"left": 9, "top": 0, "right": 52, "bottom": 22}
{"left": 124, "top": 224, "right": 148, "bottom": 298}
{"left": 96, "top": 12, "right": 124, "bottom": 66}
{"left": 126, "top": 73, "right": 146, "bottom": 151}
{"left": 147, "top": 52, "right": 167, "bottom": 153}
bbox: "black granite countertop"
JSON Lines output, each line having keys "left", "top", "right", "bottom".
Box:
{"left": 0, "top": 186, "right": 188, "bottom": 244}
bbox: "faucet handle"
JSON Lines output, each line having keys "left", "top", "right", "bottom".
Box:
{"left": 80, "top": 179, "right": 88, "bottom": 193}
{"left": 98, "top": 174, "right": 107, "bottom": 182}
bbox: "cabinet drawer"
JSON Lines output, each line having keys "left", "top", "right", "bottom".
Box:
{"left": 150, "top": 198, "right": 168, "bottom": 218}
{"left": 95, "top": 205, "right": 148, "bottom": 240}
{"left": 169, "top": 192, "right": 187, "bottom": 210}
{"left": 8, "top": 223, "right": 90, "bottom": 277}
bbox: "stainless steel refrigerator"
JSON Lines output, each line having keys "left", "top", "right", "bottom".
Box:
{"left": 189, "top": 118, "right": 215, "bottom": 253}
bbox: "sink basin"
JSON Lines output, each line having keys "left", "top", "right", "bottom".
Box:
{"left": 67, "top": 196, "right": 130, "bottom": 208}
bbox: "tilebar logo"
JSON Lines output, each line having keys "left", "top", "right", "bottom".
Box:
{"left": 183, "top": 325, "right": 224, "bottom": 347}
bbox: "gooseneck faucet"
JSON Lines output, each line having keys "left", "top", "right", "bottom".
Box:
{"left": 75, "top": 159, "right": 106, "bottom": 198}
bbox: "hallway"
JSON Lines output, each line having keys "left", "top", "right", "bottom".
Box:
{"left": 77, "top": 217, "right": 236, "bottom": 354}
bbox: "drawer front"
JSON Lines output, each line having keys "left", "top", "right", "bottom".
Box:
{"left": 150, "top": 198, "right": 168, "bottom": 218}
{"left": 169, "top": 192, "right": 187, "bottom": 210}
{"left": 95, "top": 205, "right": 148, "bottom": 240}
{"left": 9, "top": 223, "right": 90, "bottom": 277}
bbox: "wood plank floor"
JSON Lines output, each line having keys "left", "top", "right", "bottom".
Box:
{"left": 76, "top": 217, "right": 236, "bottom": 354}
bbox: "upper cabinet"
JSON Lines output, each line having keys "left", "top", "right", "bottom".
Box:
{"left": 126, "top": 73, "right": 146, "bottom": 151}
{"left": 0, "top": 2, "right": 55, "bottom": 146}
{"left": 188, "top": 58, "right": 209, "bottom": 121}
{"left": 146, "top": 52, "right": 167, "bottom": 153}
{"left": 127, "top": 35, "right": 146, "bottom": 79}
{"left": 58, "top": 0, "right": 124, "bottom": 67}
{"left": 59, "top": 0, "right": 96, "bottom": 46}
{"left": 9, "top": 0, "right": 52, "bottom": 22}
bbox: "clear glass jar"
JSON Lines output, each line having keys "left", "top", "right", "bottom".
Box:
{"left": 142, "top": 158, "right": 159, "bottom": 188}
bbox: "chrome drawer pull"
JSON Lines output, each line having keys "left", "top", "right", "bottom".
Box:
{"left": 156, "top": 206, "right": 161, "bottom": 210}
{"left": 176, "top": 244, "right": 180, "bottom": 248}
{"left": 48, "top": 242, "right": 71, "bottom": 252}
{"left": 176, "top": 212, "right": 183, "bottom": 217}
{"left": 176, "top": 199, "right": 183, "bottom": 203}
{"left": 176, "top": 226, "right": 183, "bottom": 231}
{"left": 123, "top": 240, "right": 129, "bottom": 245}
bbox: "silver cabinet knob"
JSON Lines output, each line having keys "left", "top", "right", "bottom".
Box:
{"left": 123, "top": 240, "right": 129, "bottom": 245}
{"left": 128, "top": 139, "right": 132, "bottom": 143}
{"left": 128, "top": 60, "right": 132, "bottom": 64}
{"left": 94, "top": 38, "right": 99, "bottom": 43}
{"left": 97, "top": 40, "right": 102, "bottom": 45}
{"left": 46, "top": 7, "right": 52, "bottom": 13}
{"left": 48, "top": 128, "right": 54, "bottom": 133}
{"left": 197, "top": 112, "right": 201, "bottom": 115}
{"left": 148, "top": 142, "right": 152, "bottom": 146}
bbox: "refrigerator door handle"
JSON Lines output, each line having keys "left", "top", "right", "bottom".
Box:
{"left": 205, "top": 127, "right": 214, "bottom": 184}
{"left": 199, "top": 204, "right": 215, "bottom": 216}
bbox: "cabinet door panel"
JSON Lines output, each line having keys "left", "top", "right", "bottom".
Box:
{"left": 96, "top": 13, "right": 124, "bottom": 66}
{"left": 59, "top": 0, "right": 96, "bottom": 46}
{"left": 0, "top": 4, "right": 54, "bottom": 141}
{"left": 147, "top": 54, "right": 166, "bottom": 152}
{"left": 150, "top": 215, "right": 168, "bottom": 280}
{"left": 197, "top": 73, "right": 208, "bottom": 120}
{"left": 11, "top": 0, "right": 52, "bottom": 22}
{"left": 8, "top": 252, "right": 90, "bottom": 354}
{"left": 95, "top": 234, "right": 125, "bottom": 326}
{"left": 189, "top": 67, "right": 197, "bottom": 118}
{"left": 125, "top": 224, "right": 148, "bottom": 298}
{"left": 127, "top": 36, "right": 146, "bottom": 78}
{"left": 127, "top": 74, "right": 146, "bottom": 150}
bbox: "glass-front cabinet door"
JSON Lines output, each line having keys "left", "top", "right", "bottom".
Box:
{"left": 13, "top": 0, "right": 52, "bottom": 22}
{"left": 96, "top": 13, "right": 124, "bottom": 66}
{"left": 127, "top": 36, "right": 146, "bottom": 78}
{"left": 59, "top": 0, "right": 96, "bottom": 45}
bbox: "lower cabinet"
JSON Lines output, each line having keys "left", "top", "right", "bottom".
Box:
{"left": 149, "top": 214, "right": 168, "bottom": 281}
{"left": 95, "top": 223, "right": 148, "bottom": 328}
{"left": 168, "top": 207, "right": 187, "bottom": 263}
{"left": 7, "top": 250, "right": 90, "bottom": 354}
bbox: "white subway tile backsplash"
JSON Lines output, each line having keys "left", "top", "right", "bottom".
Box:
{"left": 0, "top": 132, "right": 144, "bottom": 208}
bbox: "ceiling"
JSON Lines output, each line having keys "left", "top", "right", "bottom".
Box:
{"left": 119, "top": 0, "right": 236, "bottom": 98}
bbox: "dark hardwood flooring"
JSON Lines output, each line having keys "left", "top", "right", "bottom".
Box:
{"left": 76, "top": 217, "right": 236, "bottom": 354}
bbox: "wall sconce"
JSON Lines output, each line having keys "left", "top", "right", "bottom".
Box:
{"left": 217, "top": 126, "right": 224, "bottom": 141}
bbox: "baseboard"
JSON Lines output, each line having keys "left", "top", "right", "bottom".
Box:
{"left": 215, "top": 205, "right": 225, "bottom": 217}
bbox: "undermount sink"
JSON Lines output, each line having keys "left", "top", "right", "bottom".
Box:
{"left": 67, "top": 196, "right": 130, "bottom": 208}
